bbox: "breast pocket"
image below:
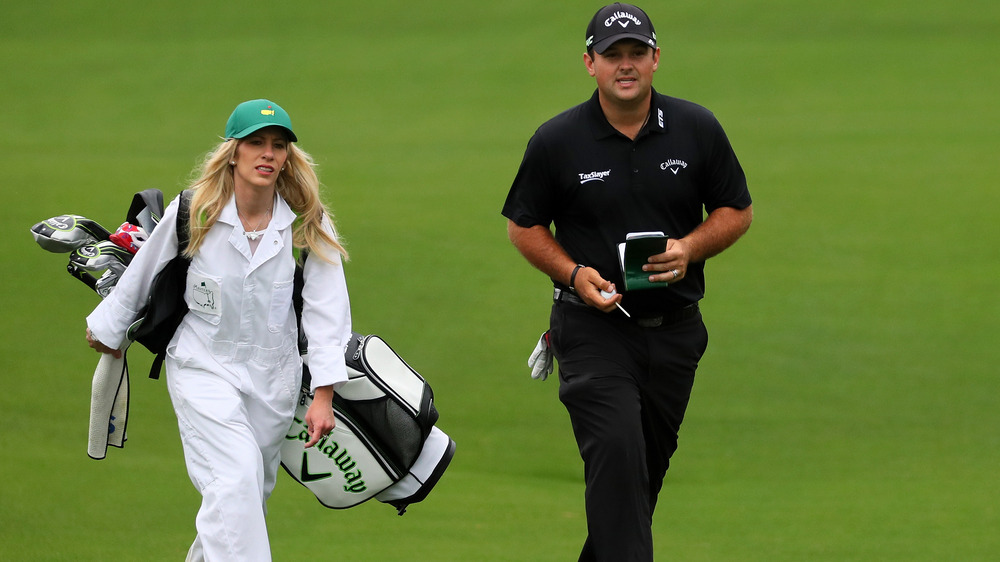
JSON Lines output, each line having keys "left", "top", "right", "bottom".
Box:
{"left": 267, "top": 280, "right": 294, "bottom": 332}
{"left": 187, "top": 270, "right": 222, "bottom": 325}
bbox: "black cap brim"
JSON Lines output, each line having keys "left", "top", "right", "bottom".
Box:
{"left": 592, "top": 33, "right": 657, "bottom": 54}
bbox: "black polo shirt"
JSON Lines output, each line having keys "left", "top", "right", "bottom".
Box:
{"left": 502, "top": 88, "right": 751, "bottom": 315}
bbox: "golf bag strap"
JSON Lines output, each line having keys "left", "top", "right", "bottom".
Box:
{"left": 176, "top": 189, "right": 192, "bottom": 252}
{"left": 147, "top": 189, "right": 192, "bottom": 380}
{"left": 292, "top": 212, "right": 324, "bottom": 355}
{"left": 148, "top": 353, "right": 165, "bottom": 381}
{"left": 294, "top": 249, "right": 308, "bottom": 355}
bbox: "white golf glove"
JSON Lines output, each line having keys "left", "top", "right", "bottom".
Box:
{"left": 527, "top": 331, "right": 553, "bottom": 381}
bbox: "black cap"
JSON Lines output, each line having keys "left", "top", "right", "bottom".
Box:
{"left": 585, "top": 3, "right": 656, "bottom": 54}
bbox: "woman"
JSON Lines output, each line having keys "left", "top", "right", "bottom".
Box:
{"left": 86, "top": 99, "right": 352, "bottom": 560}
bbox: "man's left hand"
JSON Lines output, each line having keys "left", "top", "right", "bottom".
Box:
{"left": 643, "top": 238, "right": 689, "bottom": 284}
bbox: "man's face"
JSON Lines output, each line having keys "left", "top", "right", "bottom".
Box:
{"left": 585, "top": 39, "right": 660, "bottom": 106}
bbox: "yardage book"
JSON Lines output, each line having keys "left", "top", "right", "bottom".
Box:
{"left": 617, "top": 231, "right": 670, "bottom": 291}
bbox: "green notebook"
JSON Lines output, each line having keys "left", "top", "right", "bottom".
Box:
{"left": 617, "top": 232, "right": 670, "bottom": 291}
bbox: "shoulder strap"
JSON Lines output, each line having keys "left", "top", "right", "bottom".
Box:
{"left": 294, "top": 249, "right": 308, "bottom": 356}
{"left": 176, "top": 189, "right": 193, "bottom": 253}
{"left": 147, "top": 190, "right": 194, "bottom": 380}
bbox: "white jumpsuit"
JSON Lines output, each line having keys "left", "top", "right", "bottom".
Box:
{"left": 87, "top": 193, "right": 352, "bottom": 561}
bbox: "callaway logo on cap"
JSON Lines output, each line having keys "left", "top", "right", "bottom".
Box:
{"left": 585, "top": 3, "right": 657, "bottom": 55}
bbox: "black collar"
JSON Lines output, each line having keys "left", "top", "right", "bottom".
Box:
{"left": 587, "top": 88, "right": 668, "bottom": 140}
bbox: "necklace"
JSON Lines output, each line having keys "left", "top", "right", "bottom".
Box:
{"left": 238, "top": 207, "right": 271, "bottom": 241}
{"left": 640, "top": 107, "right": 651, "bottom": 129}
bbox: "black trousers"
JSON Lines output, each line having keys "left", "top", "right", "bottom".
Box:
{"left": 549, "top": 301, "right": 709, "bottom": 562}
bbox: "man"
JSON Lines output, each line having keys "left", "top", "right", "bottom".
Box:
{"left": 501, "top": 3, "right": 753, "bottom": 560}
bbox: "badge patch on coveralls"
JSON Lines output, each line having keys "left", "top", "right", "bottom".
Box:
{"left": 190, "top": 276, "right": 221, "bottom": 316}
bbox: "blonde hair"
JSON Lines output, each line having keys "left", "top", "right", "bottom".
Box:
{"left": 183, "top": 138, "right": 348, "bottom": 264}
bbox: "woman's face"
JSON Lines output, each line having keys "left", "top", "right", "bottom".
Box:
{"left": 232, "top": 126, "right": 289, "bottom": 191}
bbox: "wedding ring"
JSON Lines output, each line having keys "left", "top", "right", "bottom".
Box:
{"left": 671, "top": 269, "right": 680, "bottom": 279}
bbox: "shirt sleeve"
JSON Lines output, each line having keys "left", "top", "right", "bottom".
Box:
{"left": 501, "top": 130, "right": 558, "bottom": 229}
{"left": 86, "top": 196, "right": 182, "bottom": 351}
{"left": 702, "top": 114, "right": 752, "bottom": 212}
{"left": 299, "top": 217, "right": 353, "bottom": 393}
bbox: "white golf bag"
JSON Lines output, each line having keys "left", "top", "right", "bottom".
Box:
{"left": 280, "top": 333, "right": 456, "bottom": 515}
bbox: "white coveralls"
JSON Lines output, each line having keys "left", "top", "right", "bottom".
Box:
{"left": 87, "top": 193, "right": 352, "bottom": 561}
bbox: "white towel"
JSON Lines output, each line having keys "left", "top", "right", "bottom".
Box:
{"left": 88, "top": 353, "right": 129, "bottom": 459}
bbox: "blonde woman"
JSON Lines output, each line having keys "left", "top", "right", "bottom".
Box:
{"left": 86, "top": 99, "right": 352, "bottom": 561}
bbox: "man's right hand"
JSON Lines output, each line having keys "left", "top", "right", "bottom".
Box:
{"left": 572, "top": 266, "right": 622, "bottom": 313}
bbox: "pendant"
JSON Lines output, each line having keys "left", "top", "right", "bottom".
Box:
{"left": 245, "top": 230, "right": 262, "bottom": 241}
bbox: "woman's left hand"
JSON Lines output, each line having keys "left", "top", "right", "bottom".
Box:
{"left": 304, "top": 385, "right": 336, "bottom": 448}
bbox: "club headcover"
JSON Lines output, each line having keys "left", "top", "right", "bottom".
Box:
{"left": 31, "top": 215, "right": 112, "bottom": 253}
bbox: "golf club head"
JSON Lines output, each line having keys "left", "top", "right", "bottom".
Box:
{"left": 31, "top": 214, "right": 112, "bottom": 253}
{"left": 69, "top": 241, "right": 133, "bottom": 277}
{"left": 94, "top": 269, "right": 122, "bottom": 298}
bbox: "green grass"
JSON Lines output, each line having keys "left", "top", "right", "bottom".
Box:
{"left": 3, "top": 0, "right": 999, "bottom": 560}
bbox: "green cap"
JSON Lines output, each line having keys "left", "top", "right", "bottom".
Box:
{"left": 224, "top": 99, "right": 297, "bottom": 142}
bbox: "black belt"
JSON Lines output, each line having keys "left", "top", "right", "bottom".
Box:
{"left": 553, "top": 288, "right": 699, "bottom": 328}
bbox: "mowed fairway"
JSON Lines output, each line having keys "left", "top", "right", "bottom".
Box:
{"left": 2, "top": 1, "right": 998, "bottom": 560}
